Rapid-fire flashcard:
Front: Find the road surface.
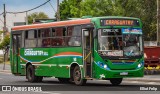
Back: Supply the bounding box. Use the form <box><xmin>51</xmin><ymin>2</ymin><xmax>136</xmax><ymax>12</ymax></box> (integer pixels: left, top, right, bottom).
<box><xmin>0</xmin><ymin>71</ymin><xmax>159</xmax><ymax>94</ymax></box>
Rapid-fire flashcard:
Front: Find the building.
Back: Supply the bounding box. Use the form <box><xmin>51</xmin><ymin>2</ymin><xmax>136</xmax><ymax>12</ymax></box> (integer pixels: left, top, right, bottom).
<box><xmin>0</xmin><ymin>13</ymin><xmax>26</xmax><ymax>55</ymax></box>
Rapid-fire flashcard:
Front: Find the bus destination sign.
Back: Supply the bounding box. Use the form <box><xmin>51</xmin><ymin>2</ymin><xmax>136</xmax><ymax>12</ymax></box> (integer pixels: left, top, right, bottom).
<box><xmin>101</xmin><ymin>19</ymin><xmax>139</xmax><ymax>26</ymax></box>
<box><xmin>122</xmin><ymin>28</ymin><xmax>142</xmax><ymax>34</ymax></box>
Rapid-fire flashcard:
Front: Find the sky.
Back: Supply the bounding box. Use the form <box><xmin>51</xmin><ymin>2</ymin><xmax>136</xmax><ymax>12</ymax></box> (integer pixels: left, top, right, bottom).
<box><xmin>0</xmin><ymin>0</ymin><xmax>63</xmax><ymax>30</ymax></box>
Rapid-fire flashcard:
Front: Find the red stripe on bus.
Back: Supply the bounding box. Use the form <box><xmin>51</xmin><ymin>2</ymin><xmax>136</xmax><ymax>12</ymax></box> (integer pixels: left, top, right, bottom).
<box><xmin>54</xmin><ymin>52</ymin><xmax>82</xmax><ymax>56</ymax></box>
<box><xmin>12</xmin><ymin>19</ymin><xmax>91</xmax><ymax>31</ymax></box>
<box><xmin>20</xmin><ymin>57</ymin><xmax>28</xmax><ymax>62</ymax></box>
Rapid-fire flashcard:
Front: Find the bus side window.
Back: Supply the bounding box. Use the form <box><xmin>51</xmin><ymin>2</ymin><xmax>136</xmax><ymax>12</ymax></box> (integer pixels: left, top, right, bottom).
<box><xmin>37</xmin><ymin>30</ymin><xmax>41</xmax><ymax>47</ymax></box>
<box><xmin>21</xmin><ymin>31</ymin><xmax>25</xmax><ymax>48</ymax></box>
<box><xmin>38</xmin><ymin>28</ymin><xmax>51</xmax><ymax>47</ymax></box>
<box><xmin>67</xmin><ymin>25</ymin><xmax>81</xmax><ymax>46</ymax></box>
<box><xmin>52</xmin><ymin>28</ymin><xmax>55</xmax><ymax>37</ymax></box>
<box><xmin>25</xmin><ymin>30</ymin><xmax>37</xmax><ymax>48</ymax></box>
<box><xmin>51</xmin><ymin>27</ymin><xmax>66</xmax><ymax>46</ymax></box>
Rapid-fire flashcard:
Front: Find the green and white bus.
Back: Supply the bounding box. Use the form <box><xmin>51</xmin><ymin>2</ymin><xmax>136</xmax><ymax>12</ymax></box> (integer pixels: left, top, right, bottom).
<box><xmin>10</xmin><ymin>16</ymin><xmax>144</xmax><ymax>85</ymax></box>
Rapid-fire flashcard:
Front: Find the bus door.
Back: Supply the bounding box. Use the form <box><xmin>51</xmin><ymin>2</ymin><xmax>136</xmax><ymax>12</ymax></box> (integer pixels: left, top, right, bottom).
<box><xmin>12</xmin><ymin>34</ymin><xmax>21</xmax><ymax>74</ymax></box>
<box><xmin>82</xmin><ymin>29</ymin><xmax>93</xmax><ymax>78</ymax></box>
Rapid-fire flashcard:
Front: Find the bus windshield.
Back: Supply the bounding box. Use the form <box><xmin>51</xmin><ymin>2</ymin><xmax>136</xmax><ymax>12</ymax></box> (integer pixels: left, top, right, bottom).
<box><xmin>98</xmin><ymin>28</ymin><xmax>143</xmax><ymax>57</ymax></box>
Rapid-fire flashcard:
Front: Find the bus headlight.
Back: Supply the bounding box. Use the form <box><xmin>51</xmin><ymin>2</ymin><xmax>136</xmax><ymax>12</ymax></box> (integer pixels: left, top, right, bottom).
<box><xmin>138</xmin><ymin>63</ymin><xmax>142</xmax><ymax>68</ymax></box>
<box><xmin>96</xmin><ymin>61</ymin><xmax>110</xmax><ymax>70</ymax></box>
<box><xmin>104</xmin><ymin>64</ymin><xmax>107</xmax><ymax>69</ymax></box>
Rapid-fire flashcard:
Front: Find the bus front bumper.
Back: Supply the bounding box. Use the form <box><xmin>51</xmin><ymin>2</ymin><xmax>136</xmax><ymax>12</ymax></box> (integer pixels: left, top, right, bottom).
<box><xmin>94</xmin><ymin>67</ymin><xmax>144</xmax><ymax>79</ymax></box>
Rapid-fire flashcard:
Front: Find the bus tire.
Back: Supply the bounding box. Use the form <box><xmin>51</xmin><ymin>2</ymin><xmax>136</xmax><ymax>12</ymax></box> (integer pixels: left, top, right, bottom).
<box><xmin>73</xmin><ymin>66</ymin><xmax>86</xmax><ymax>86</ymax></box>
<box><xmin>37</xmin><ymin>76</ymin><xmax>43</xmax><ymax>82</ymax></box>
<box><xmin>26</xmin><ymin>65</ymin><xmax>38</xmax><ymax>82</ymax></box>
<box><xmin>58</xmin><ymin>78</ymin><xmax>70</xmax><ymax>83</ymax></box>
<box><xmin>110</xmin><ymin>78</ymin><xmax>123</xmax><ymax>86</ymax></box>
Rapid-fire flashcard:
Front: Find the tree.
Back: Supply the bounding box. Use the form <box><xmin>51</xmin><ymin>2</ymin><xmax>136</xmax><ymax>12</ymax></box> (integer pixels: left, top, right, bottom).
<box><xmin>28</xmin><ymin>12</ymin><xmax>49</xmax><ymax>24</ymax></box>
<box><xmin>117</xmin><ymin>0</ymin><xmax>157</xmax><ymax>40</ymax></box>
<box><xmin>59</xmin><ymin>0</ymin><xmax>157</xmax><ymax>41</ymax></box>
<box><xmin>139</xmin><ymin>0</ymin><xmax>157</xmax><ymax>41</ymax></box>
<box><xmin>0</xmin><ymin>34</ymin><xmax>10</xmax><ymax>63</ymax></box>
<box><xmin>58</xmin><ymin>0</ymin><xmax>82</xmax><ymax>20</ymax></box>
<box><xmin>58</xmin><ymin>0</ymin><xmax>71</xmax><ymax>20</ymax></box>
<box><xmin>0</xmin><ymin>34</ymin><xmax>10</xmax><ymax>51</ymax></box>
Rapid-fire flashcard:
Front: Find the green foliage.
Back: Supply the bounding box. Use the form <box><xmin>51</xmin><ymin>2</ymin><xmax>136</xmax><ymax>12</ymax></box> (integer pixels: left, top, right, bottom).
<box><xmin>28</xmin><ymin>12</ymin><xmax>49</xmax><ymax>24</ymax></box>
<box><xmin>0</xmin><ymin>35</ymin><xmax>10</xmax><ymax>50</ymax></box>
<box><xmin>59</xmin><ymin>0</ymin><xmax>157</xmax><ymax>41</ymax></box>
<box><xmin>58</xmin><ymin>0</ymin><xmax>82</xmax><ymax>20</ymax></box>
<box><xmin>0</xmin><ymin>30</ymin><xmax>4</xmax><ymax>34</ymax></box>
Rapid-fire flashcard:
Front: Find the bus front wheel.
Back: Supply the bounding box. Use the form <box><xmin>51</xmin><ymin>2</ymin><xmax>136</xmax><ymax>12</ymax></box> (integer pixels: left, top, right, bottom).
<box><xmin>73</xmin><ymin>66</ymin><xmax>86</xmax><ymax>86</ymax></box>
<box><xmin>110</xmin><ymin>78</ymin><xmax>123</xmax><ymax>86</ymax></box>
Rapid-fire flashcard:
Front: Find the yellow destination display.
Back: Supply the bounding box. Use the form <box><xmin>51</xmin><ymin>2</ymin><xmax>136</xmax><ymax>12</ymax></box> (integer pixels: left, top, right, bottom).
<box><xmin>106</xmin><ymin>20</ymin><xmax>134</xmax><ymax>25</ymax></box>
<box><xmin>101</xmin><ymin>19</ymin><xmax>139</xmax><ymax>26</ymax></box>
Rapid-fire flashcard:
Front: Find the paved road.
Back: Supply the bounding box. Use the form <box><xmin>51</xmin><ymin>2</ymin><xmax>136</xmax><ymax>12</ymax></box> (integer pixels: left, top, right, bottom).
<box><xmin>0</xmin><ymin>72</ymin><xmax>160</xmax><ymax>94</ymax></box>
<box><xmin>0</xmin><ymin>64</ymin><xmax>160</xmax><ymax>94</ymax></box>
<box><xmin>0</xmin><ymin>71</ymin><xmax>160</xmax><ymax>85</ymax></box>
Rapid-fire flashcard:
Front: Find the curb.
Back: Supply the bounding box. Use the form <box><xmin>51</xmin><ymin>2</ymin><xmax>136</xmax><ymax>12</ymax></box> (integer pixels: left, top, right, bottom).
<box><xmin>124</xmin><ymin>78</ymin><xmax>160</xmax><ymax>82</ymax></box>
<box><xmin>0</xmin><ymin>70</ymin><xmax>11</xmax><ymax>73</ymax></box>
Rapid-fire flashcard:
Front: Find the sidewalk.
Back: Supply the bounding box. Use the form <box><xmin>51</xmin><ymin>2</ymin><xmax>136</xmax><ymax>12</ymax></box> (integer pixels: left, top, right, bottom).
<box><xmin>124</xmin><ymin>75</ymin><xmax>160</xmax><ymax>82</ymax></box>
<box><xmin>0</xmin><ymin>64</ymin><xmax>159</xmax><ymax>82</ymax></box>
<box><xmin>0</xmin><ymin>63</ymin><xmax>11</xmax><ymax>73</ymax></box>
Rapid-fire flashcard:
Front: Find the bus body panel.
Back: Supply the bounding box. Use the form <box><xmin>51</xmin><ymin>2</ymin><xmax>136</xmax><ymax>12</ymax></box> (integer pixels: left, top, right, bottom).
<box><xmin>10</xmin><ymin>16</ymin><xmax>144</xmax><ymax>82</ymax></box>
<box><xmin>93</xmin><ymin>63</ymin><xmax>144</xmax><ymax>79</ymax></box>
<box><xmin>10</xmin><ymin>34</ymin><xmax>22</xmax><ymax>75</ymax></box>
<box><xmin>92</xmin><ymin>50</ymin><xmax>144</xmax><ymax>79</ymax></box>
<box><xmin>19</xmin><ymin>47</ymin><xmax>83</xmax><ymax>78</ymax></box>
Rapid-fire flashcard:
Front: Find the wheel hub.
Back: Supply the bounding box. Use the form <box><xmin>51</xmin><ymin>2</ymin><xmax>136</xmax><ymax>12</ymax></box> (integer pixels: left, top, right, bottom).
<box><xmin>74</xmin><ymin>70</ymin><xmax>81</xmax><ymax>81</ymax></box>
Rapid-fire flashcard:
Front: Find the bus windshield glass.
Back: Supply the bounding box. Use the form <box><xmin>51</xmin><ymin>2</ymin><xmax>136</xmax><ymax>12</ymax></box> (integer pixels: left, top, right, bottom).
<box><xmin>98</xmin><ymin>28</ymin><xmax>143</xmax><ymax>57</ymax></box>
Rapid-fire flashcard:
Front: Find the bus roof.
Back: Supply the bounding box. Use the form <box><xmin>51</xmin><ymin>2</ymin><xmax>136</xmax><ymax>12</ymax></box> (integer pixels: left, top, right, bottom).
<box><xmin>12</xmin><ymin>16</ymin><xmax>141</xmax><ymax>31</ymax></box>
<box><xmin>12</xmin><ymin>18</ymin><xmax>91</xmax><ymax>31</ymax></box>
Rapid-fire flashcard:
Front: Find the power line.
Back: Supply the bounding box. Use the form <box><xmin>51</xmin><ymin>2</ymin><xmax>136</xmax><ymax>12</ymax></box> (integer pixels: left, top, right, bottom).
<box><xmin>0</xmin><ymin>12</ymin><xmax>3</xmax><ymax>16</ymax></box>
<box><xmin>48</xmin><ymin>0</ymin><xmax>56</xmax><ymax>12</ymax></box>
<box><xmin>7</xmin><ymin>0</ymin><xmax>51</xmax><ymax>14</ymax></box>
<box><xmin>0</xmin><ymin>0</ymin><xmax>53</xmax><ymax>30</ymax></box>
<box><xmin>0</xmin><ymin>18</ymin><xmax>3</xmax><ymax>23</ymax></box>
<box><xmin>0</xmin><ymin>18</ymin><xmax>11</xmax><ymax>28</ymax></box>
<box><xmin>57</xmin><ymin>0</ymin><xmax>60</xmax><ymax>21</ymax></box>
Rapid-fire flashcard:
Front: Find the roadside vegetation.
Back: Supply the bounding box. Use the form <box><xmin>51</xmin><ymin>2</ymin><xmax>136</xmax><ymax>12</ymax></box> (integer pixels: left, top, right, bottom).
<box><xmin>0</xmin><ymin>33</ymin><xmax>10</xmax><ymax>64</ymax></box>
<box><xmin>59</xmin><ymin>0</ymin><xmax>156</xmax><ymax>41</ymax></box>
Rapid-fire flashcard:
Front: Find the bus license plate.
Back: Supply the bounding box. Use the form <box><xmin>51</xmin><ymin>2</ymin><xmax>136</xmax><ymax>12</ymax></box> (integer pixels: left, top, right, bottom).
<box><xmin>120</xmin><ymin>72</ymin><xmax>128</xmax><ymax>75</ymax></box>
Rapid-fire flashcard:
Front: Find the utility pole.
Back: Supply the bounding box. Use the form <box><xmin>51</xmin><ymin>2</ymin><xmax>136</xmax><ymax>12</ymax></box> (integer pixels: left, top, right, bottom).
<box><xmin>57</xmin><ymin>0</ymin><xmax>60</xmax><ymax>21</ymax></box>
<box><xmin>26</xmin><ymin>12</ymin><xmax>28</xmax><ymax>25</ymax></box>
<box><xmin>3</xmin><ymin>4</ymin><xmax>6</xmax><ymax>70</ymax></box>
<box><xmin>3</xmin><ymin>4</ymin><xmax>6</xmax><ymax>35</ymax></box>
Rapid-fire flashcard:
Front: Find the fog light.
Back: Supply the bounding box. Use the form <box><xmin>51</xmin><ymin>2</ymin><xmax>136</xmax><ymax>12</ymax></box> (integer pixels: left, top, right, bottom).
<box><xmin>104</xmin><ymin>65</ymin><xmax>107</xmax><ymax>68</ymax></box>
